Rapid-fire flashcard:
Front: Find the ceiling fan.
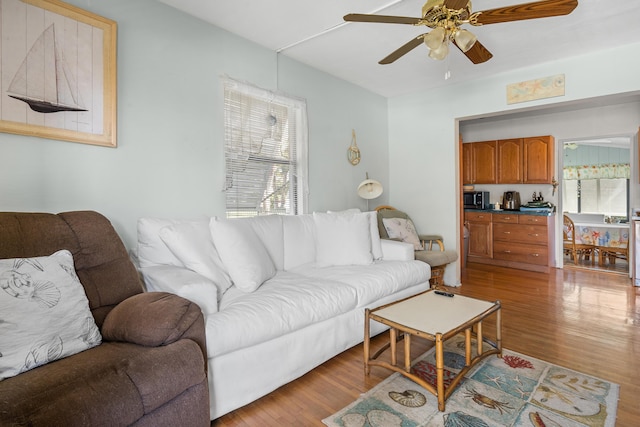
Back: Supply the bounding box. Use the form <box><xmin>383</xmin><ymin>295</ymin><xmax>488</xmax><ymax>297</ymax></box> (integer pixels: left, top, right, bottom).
<box><xmin>344</xmin><ymin>0</ymin><xmax>578</xmax><ymax>64</ymax></box>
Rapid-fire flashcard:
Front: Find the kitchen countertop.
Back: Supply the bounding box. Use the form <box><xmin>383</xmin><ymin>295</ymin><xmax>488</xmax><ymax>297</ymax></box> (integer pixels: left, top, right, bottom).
<box><xmin>464</xmin><ymin>209</ymin><xmax>555</xmax><ymax>217</ymax></box>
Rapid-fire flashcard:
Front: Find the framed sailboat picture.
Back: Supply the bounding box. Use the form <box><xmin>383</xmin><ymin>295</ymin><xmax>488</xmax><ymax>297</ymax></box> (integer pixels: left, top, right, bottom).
<box><xmin>0</xmin><ymin>0</ymin><xmax>117</xmax><ymax>147</ymax></box>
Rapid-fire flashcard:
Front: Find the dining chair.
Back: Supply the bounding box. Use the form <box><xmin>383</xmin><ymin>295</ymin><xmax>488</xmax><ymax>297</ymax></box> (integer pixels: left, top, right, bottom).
<box><xmin>563</xmin><ymin>214</ymin><xmax>596</xmax><ymax>265</ymax></box>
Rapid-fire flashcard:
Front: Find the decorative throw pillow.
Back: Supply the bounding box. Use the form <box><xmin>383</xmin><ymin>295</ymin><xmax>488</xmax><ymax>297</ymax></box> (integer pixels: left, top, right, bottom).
<box><xmin>159</xmin><ymin>220</ymin><xmax>233</xmax><ymax>299</ymax></box>
<box><xmin>382</xmin><ymin>217</ymin><xmax>424</xmax><ymax>250</ymax></box>
<box><xmin>314</xmin><ymin>212</ymin><xmax>373</xmax><ymax>266</ymax></box>
<box><xmin>209</xmin><ymin>217</ymin><xmax>276</xmax><ymax>293</ymax></box>
<box><xmin>0</xmin><ymin>250</ymin><xmax>102</xmax><ymax>380</ymax></box>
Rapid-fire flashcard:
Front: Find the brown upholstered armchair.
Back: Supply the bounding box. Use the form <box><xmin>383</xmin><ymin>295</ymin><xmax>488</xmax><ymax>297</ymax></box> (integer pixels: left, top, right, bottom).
<box><xmin>0</xmin><ymin>211</ymin><xmax>209</xmax><ymax>426</ymax></box>
<box><xmin>376</xmin><ymin>206</ymin><xmax>458</xmax><ymax>288</ymax></box>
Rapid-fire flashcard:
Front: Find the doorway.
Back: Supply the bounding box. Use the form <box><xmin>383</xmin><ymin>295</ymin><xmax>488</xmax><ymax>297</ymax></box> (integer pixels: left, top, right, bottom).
<box><xmin>558</xmin><ymin>135</ymin><xmax>633</xmax><ymax>274</ymax></box>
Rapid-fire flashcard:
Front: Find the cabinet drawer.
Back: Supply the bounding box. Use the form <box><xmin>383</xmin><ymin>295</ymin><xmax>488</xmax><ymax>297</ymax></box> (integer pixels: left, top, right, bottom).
<box><xmin>493</xmin><ymin>241</ymin><xmax>548</xmax><ymax>265</ymax></box>
<box><xmin>518</xmin><ymin>215</ymin><xmax>549</xmax><ymax>225</ymax></box>
<box><xmin>465</xmin><ymin>212</ymin><xmax>491</xmax><ymax>222</ymax></box>
<box><xmin>493</xmin><ymin>223</ymin><xmax>548</xmax><ymax>244</ymax></box>
<box><xmin>492</xmin><ymin>213</ymin><xmax>518</xmax><ymax>223</ymax></box>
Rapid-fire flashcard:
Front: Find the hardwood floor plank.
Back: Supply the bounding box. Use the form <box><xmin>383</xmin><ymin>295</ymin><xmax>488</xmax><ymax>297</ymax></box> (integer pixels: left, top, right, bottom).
<box><xmin>213</xmin><ymin>264</ymin><xmax>640</xmax><ymax>426</ymax></box>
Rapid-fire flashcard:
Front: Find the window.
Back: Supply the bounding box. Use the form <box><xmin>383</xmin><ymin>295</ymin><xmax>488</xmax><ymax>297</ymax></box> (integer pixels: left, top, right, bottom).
<box><xmin>562</xmin><ymin>178</ymin><xmax>628</xmax><ymax>217</ymax></box>
<box><xmin>222</xmin><ymin>78</ymin><xmax>308</xmax><ymax>218</ymax></box>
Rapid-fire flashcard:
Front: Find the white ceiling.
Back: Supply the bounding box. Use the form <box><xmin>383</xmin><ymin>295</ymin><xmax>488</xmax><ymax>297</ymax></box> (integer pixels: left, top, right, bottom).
<box><xmin>156</xmin><ymin>0</ymin><xmax>640</xmax><ymax>98</ymax></box>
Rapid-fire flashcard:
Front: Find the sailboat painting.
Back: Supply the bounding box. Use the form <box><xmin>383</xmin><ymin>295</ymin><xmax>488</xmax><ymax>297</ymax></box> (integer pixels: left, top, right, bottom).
<box><xmin>0</xmin><ymin>0</ymin><xmax>117</xmax><ymax>147</ymax></box>
<box><xmin>8</xmin><ymin>23</ymin><xmax>88</xmax><ymax>114</ymax></box>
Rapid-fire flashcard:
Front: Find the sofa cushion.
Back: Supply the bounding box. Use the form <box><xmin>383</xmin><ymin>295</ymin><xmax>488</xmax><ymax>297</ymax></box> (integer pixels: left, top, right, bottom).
<box><xmin>159</xmin><ymin>219</ymin><xmax>233</xmax><ymax>297</ymax></box>
<box><xmin>0</xmin><ymin>340</ymin><xmax>205</xmax><ymax>426</ymax></box>
<box><xmin>0</xmin><ymin>250</ymin><xmax>102</xmax><ymax>380</ymax></box>
<box><xmin>293</xmin><ymin>260</ymin><xmax>430</xmax><ymax>307</ymax></box>
<box><xmin>208</xmin><ymin>271</ymin><xmax>358</xmax><ymax>357</ymax></box>
<box><xmin>209</xmin><ymin>217</ymin><xmax>276</xmax><ymax>293</ymax></box>
<box><xmin>242</xmin><ymin>215</ymin><xmax>285</xmax><ymax>271</ymax></box>
<box><xmin>282</xmin><ymin>214</ymin><xmax>316</xmax><ymax>270</ymax></box>
<box><xmin>137</xmin><ymin>217</ymin><xmax>198</xmax><ymax>268</ymax></box>
<box><xmin>313</xmin><ymin>212</ymin><xmax>373</xmax><ymax>267</ymax></box>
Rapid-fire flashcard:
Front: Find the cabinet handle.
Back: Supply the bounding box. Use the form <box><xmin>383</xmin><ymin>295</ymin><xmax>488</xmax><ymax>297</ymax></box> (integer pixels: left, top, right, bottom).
<box><xmin>503</xmin><ymin>250</ymin><xmax>511</xmax><ymax>253</ymax></box>
<box><xmin>528</xmin><ymin>233</ymin><xmax>540</xmax><ymax>237</ymax></box>
<box><xmin>502</xmin><ymin>231</ymin><xmax>511</xmax><ymax>234</ymax></box>
<box><xmin>531</xmin><ymin>253</ymin><xmax>540</xmax><ymax>257</ymax></box>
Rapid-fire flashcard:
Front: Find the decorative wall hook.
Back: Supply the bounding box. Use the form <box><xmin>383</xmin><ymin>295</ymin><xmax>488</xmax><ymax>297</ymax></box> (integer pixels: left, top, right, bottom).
<box><xmin>347</xmin><ymin>129</ymin><xmax>361</xmax><ymax>165</ymax></box>
<box><xmin>551</xmin><ymin>177</ymin><xmax>558</xmax><ymax>196</ymax></box>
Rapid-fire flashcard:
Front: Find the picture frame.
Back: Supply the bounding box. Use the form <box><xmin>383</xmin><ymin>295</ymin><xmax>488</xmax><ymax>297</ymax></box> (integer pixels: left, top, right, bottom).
<box><xmin>0</xmin><ymin>0</ymin><xmax>117</xmax><ymax>147</ymax></box>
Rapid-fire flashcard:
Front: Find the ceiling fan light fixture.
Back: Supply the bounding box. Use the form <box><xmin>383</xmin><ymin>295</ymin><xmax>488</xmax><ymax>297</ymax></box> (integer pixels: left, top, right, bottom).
<box><xmin>454</xmin><ymin>28</ymin><xmax>477</xmax><ymax>52</ymax></box>
<box><xmin>423</xmin><ymin>27</ymin><xmax>446</xmax><ymax>50</ymax></box>
<box><xmin>428</xmin><ymin>40</ymin><xmax>449</xmax><ymax>60</ymax></box>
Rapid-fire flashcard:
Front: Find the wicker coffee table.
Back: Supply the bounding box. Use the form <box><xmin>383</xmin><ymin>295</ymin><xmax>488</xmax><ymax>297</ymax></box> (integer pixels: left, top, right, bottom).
<box><xmin>364</xmin><ymin>290</ymin><xmax>501</xmax><ymax>411</ymax></box>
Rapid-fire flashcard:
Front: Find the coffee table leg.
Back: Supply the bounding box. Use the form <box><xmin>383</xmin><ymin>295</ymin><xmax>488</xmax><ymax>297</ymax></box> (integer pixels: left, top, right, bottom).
<box><xmin>364</xmin><ymin>308</ymin><xmax>370</xmax><ymax>375</ymax></box>
<box><xmin>435</xmin><ymin>333</ymin><xmax>445</xmax><ymax>411</ymax></box>
<box><xmin>390</xmin><ymin>328</ymin><xmax>397</xmax><ymax>366</ymax></box>
<box><xmin>496</xmin><ymin>306</ymin><xmax>502</xmax><ymax>357</ymax></box>
<box><xmin>465</xmin><ymin>328</ymin><xmax>471</xmax><ymax>365</ymax></box>
<box><xmin>404</xmin><ymin>333</ymin><xmax>411</xmax><ymax>372</ymax></box>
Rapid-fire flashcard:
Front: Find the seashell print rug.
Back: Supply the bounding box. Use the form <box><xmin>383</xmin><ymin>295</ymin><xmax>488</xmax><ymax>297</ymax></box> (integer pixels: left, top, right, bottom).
<box><xmin>323</xmin><ymin>335</ymin><xmax>618</xmax><ymax>427</ymax></box>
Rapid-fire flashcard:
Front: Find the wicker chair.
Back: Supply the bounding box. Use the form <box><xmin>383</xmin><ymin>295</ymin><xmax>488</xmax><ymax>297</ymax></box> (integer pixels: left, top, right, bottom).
<box><xmin>563</xmin><ymin>214</ymin><xmax>596</xmax><ymax>265</ymax></box>
<box><xmin>375</xmin><ymin>206</ymin><xmax>458</xmax><ymax>288</ymax></box>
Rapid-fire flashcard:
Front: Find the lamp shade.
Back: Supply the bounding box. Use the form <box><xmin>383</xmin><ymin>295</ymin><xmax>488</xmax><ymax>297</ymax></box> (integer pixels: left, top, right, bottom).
<box><xmin>357</xmin><ymin>178</ymin><xmax>383</xmax><ymax>200</ymax></box>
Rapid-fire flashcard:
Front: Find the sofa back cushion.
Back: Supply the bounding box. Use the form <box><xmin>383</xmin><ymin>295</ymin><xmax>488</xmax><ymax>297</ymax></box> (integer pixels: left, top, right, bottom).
<box><xmin>0</xmin><ymin>211</ymin><xmax>143</xmax><ymax>326</ymax></box>
<box><xmin>282</xmin><ymin>214</ymin><xmax>316</xmax><ymax>270</ymax></box>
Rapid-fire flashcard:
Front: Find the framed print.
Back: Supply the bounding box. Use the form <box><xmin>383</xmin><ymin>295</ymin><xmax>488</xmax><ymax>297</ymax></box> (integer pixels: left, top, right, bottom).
<box><xmin>0</xmin><ymin>0</ymin><xmax>117</xmax><ymax>147</ymax></box>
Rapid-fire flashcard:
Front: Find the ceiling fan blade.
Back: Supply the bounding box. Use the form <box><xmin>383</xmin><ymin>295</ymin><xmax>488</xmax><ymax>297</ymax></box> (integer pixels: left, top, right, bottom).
<box><xmin>379</xmin><ymin>35</ymin><xmax>425</xmax><ymax>64</ymax></box>
<box><xmin>455</xmin><ymin>40</ymin><xmax>493</xmax><ymax>64</ymax></box>
<box><xmin>344</xmin><ymin>13</ymin><xmax>421</xmax><ymax>25</ymax></box>
<box><xmin>475</xmin><ymin>0</ymin><xmax>578</xmax><ymax>25</ymax></box>
<box><xmin>443</xmin><ymin>0</ymin><xmax>470</xmax><ymax>10</ymax></box>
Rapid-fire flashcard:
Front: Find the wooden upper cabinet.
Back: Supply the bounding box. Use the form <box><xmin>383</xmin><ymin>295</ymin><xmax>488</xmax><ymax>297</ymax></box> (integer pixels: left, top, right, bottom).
<box><xmin>472</xmin><ymin>141</ymin><xmax>497</xmax><ymax>184</ymax></box>
<box><xmin>523</xmin><ymin>136</ymin><xmax>554</xmax><ymax>183</ymax></box>
<box><xmin>462</xmin><ymin>143</ymin><xmax>473</xmax><ymax>184</ymax></box>
<box><xmin>497</xmin><ymin>139</ymin><xmax>523</xmax><ymax>183</ymax></box>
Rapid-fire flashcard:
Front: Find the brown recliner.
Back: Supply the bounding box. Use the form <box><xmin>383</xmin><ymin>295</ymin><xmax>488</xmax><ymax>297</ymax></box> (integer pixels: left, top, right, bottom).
<box><xmin>0</xmin><ymin>211</ymin><xmax>209</xmax><ymax>427</ymax></box>
<box><xmin>376</xmin><ymin>206</ymin><xmax>458</xmax><ymax>288</ymax></box>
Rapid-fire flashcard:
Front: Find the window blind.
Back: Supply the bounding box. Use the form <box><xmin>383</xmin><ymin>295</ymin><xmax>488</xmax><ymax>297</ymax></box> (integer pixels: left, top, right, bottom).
<box><xmin>223</xmin><ymin>78</ymin><xmax>308</xmax><ymax>218</ymax></box>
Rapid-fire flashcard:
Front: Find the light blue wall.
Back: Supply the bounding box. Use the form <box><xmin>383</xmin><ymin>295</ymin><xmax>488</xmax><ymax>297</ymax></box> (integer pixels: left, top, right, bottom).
<box><xmin>388</xmin><ymin>43</ymin><xmax>640</xmax><ymax>284</ymax></box>
<box><xmin>0</xmin><ymin>0</ymin><xmax>389</xmax><ymax>248</ymax></box>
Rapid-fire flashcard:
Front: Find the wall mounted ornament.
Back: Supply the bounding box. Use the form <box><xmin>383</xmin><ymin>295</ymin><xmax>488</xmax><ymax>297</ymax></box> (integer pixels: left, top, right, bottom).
<box><xmin>506</xmin><ymin>74</ymin><xmax>565</xmax><ymax>105</ymax></box>
<box><xmin>347</xmin><ymin>129</ymin><xmax>361</xmax><ymax>165</ymax></box>
<box><xmin>0</xmin><ymin>0</ymin><xmax>117</xmax><ymax>147</ymax></box>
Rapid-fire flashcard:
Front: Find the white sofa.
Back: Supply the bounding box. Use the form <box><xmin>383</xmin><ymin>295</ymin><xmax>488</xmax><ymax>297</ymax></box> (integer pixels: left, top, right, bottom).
<box><xmin>135</xmin><ymin>211</ymin><xmax>431</xmax><ymax>420</ymax></box>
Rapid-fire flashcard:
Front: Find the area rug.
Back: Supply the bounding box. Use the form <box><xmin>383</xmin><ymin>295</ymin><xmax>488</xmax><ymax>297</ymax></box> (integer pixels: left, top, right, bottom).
<box><xmin>323</xmin><ymin>335</ymin><xmax>618</xmax><ymax>427</ymax></box>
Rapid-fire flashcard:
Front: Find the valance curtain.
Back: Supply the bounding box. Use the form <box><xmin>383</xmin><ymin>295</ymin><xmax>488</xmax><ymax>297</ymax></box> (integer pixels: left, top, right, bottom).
<box><xmin>563</xmin><ymin>163</ymin><xmax>630</xmax><ymax>180</ymax></box>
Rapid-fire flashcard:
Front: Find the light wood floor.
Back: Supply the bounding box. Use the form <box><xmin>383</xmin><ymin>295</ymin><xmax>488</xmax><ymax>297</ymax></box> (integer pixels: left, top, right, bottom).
<box><xmin>213</xmin><ymin>264</ymin><xmax>640</xmax><ymax>426</ymax></box>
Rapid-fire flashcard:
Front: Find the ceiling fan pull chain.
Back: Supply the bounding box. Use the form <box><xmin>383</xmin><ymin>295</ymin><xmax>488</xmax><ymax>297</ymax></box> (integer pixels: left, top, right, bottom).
<box><xmin>444</xmin><ymin>54</ymin><xmax>451</xmax><ymax>80</ymax></box>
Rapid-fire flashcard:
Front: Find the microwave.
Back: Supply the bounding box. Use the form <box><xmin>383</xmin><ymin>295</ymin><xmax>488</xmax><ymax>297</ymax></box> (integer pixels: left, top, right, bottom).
<box><xmin>464</xmin><ymin>191</ymin><xmax>490</xmax><ymax>210</ymax></box>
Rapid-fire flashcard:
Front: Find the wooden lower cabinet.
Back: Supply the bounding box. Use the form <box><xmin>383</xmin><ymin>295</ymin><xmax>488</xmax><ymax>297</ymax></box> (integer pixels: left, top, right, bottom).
<box><xmin>465</xmin><ymin>212</ymin><xmax>492</xmax><ymax>258</ymax></box>
<box><xmin>465</xmin><ymin>212</ymin><xmax>555</xmax><ymax>273</ymax></box>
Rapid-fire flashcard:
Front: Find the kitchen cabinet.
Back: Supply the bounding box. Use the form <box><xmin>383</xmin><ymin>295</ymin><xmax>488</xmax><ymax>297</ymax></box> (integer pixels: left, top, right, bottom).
<box><xmin>465</xmin><ymin>212</ymin><xmax>555</xmax><ymax>273</ymax></box>
<box><xmin>523</xmin><ymin>136</ymin><xmax>555</xmax><ymax>183</ymax></box>
<box><xmin>463</xmin><ymin>135</ymin><xmax>554</xmax><ymax>184</ymax></box>
<box><xmin>497</xmin><ymin>139</ymin><xmax>523</xmax><ymax>183</ymax></box>
<box><xmin>463</xmin><ymin>141</ymin><xmax>497</xmax><ymax>184</ymax></box>
<box><xmin>465</xmin><ymin>211</ymin><xmax>492</xmax><ymax>258</ymax></box>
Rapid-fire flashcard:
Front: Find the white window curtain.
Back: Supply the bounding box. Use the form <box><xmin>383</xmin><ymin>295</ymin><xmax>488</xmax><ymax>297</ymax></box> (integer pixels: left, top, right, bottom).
<box><xmin>222</xmin><ymin>77</ymin><xmax>308</xmax><ymax>218</ymax></box>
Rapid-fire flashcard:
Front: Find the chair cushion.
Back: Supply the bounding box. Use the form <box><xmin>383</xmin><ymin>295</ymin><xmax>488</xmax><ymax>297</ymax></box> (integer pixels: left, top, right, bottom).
<box><xmin>0</xmin><ymin>340</ymin><xmax>205</xmax><ymax>426</ymax></box>
<box><xmin>414</xmin><ymin>249</ymin><xmax>458</xmax><ymax>267</ymax></box>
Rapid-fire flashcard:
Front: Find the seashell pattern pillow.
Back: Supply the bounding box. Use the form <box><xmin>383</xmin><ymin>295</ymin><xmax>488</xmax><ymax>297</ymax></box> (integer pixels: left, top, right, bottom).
<box><xmin>382</xmin><ymin>217</ymin><xmax>424</xmax><ymax>251</ymax></box>
<box><xmin>0</xmin><ymin>250</ymin><xmax>102</xmax><ymax>380</ymax></box>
